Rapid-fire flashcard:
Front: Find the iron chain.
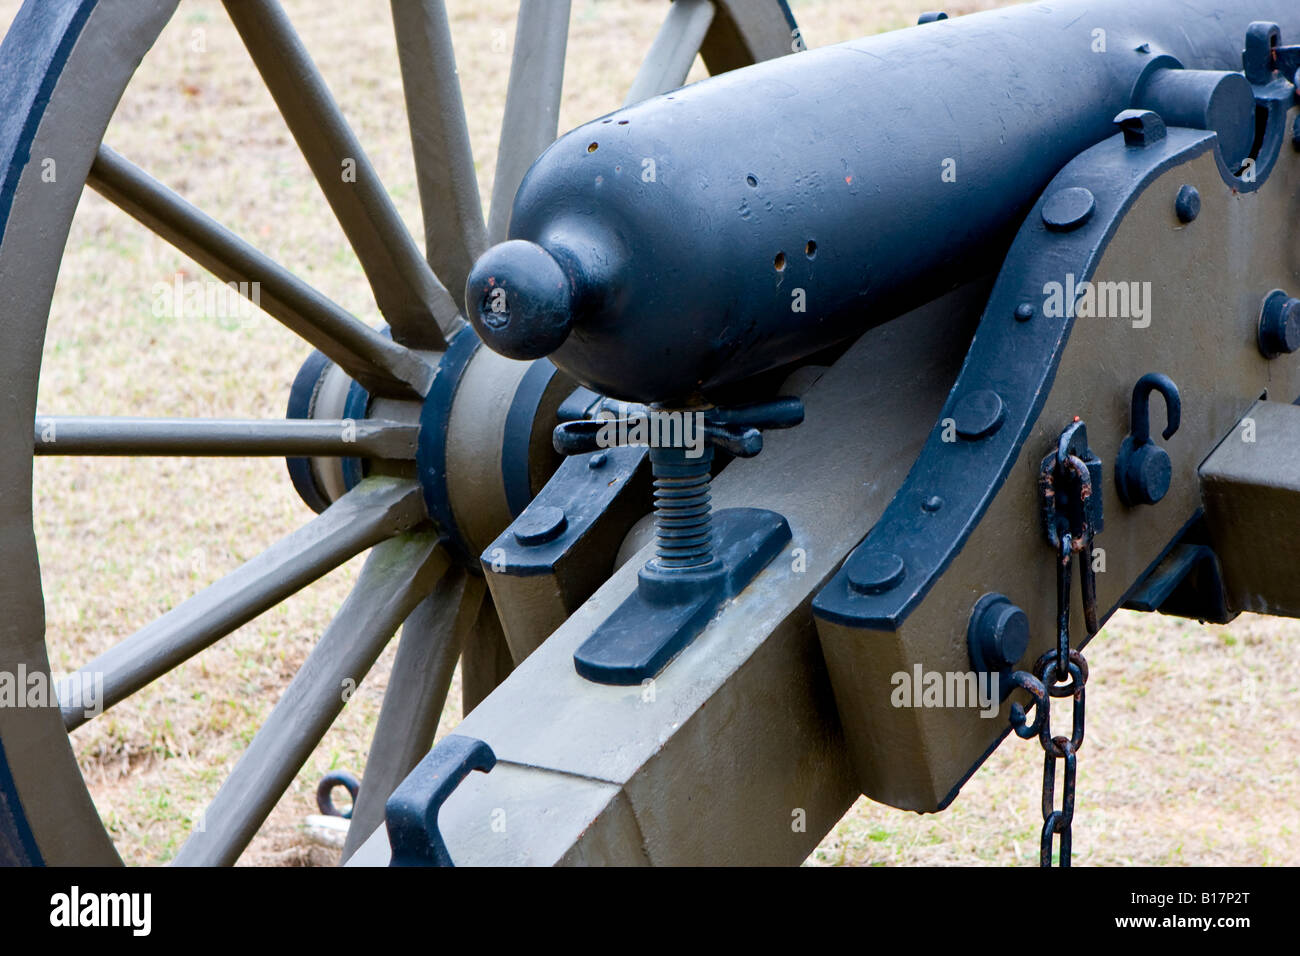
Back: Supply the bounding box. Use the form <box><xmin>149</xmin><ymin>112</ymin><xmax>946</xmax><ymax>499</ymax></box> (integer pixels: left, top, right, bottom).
<box><xmin>1014</xmin><ymin>427</ymin><xmax>1098</xmax><ymax>867</ymax></box>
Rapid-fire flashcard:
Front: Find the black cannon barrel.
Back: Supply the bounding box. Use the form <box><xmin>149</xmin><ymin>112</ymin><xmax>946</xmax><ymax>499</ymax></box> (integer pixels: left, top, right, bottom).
<box><xmin>466</xmin><ymin>0</ymin><xmax>1299</xmax><ymax>404</ymax></box>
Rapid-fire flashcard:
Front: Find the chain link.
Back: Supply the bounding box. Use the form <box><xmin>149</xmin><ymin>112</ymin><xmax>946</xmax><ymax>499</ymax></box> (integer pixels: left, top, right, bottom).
<box><xmin>1015</xmin><ymin>428</ymin><xmax>1098</xmax><ymax>867</ymax></box>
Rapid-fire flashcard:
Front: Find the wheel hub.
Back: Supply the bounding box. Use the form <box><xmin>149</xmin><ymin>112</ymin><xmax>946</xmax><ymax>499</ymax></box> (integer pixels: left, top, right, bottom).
<box><xmin>286</xmin><ymin>328</ymin><xmax>566</xmax><ymax>566</ymax></box>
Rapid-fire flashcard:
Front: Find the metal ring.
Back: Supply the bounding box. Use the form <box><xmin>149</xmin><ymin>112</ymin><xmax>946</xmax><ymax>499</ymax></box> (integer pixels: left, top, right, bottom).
<box><xmin>1034</xmin><ymin>648</ymin><xmax>1088</xmax><ymax>696</ymax></box>
<box><xmin>316</xmin><ymin>771</ymin><xmax>360</xmax><ymax>819</ymax></box>
<box><xmin>1030</xmin><ymin>655</ymin><xmax>1087</xmax><ymax>753</ymax></box>
<box><xmin>1046</xmin><ymin>733</ymin><xmax>1076</xmax><ymax>759</ymax></box>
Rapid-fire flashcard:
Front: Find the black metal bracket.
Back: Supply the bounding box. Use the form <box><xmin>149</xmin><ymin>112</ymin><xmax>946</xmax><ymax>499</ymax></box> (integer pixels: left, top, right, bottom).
<box><xmin>1039</xmin><ymin>419</ymin><xmax>1104</xmax><ymax>541</ymax></box>
<box><xmin>814</xmin><ymin>122</ymin><xmax>1219</xmax><ymax>633</ymax></box>
<box><xmin>574</xmin><ymin>508</ymin><xmax>791</xmax><ymax>685</ymax></box>
<box><xmin>1123</xmin><ymin>537</ymin><xmax>1233</xmax><ymax>625</ymax></box>
<box><xmin>483</xmin><ymin>443</ymin><xmax>649</xmax><ymax>577</ymax></box>
<box><xmin>385</xmin><ymin>734</ymin><xmax>496</xmax><ymax>867</ymax></box>
<box><xmin>1236</xmin><ymin>23</ymin><xmax>1300</xmax><ymax>188</ymax></box>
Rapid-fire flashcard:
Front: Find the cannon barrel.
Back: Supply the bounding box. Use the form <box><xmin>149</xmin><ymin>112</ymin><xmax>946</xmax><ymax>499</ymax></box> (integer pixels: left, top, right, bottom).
<box><xmin>466</xmin><ymin>0</ymin><xmax>1298</xmax><ymax>404</ymax></box>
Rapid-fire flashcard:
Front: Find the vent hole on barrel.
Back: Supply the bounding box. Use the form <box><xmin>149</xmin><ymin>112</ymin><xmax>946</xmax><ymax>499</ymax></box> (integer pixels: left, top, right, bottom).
<box><xmin>587</xmin><ymin>142</ymin><xmax>599</xmax><ymax>153</ymax></box>
<box><xmin>746</xmin><ymin>174</ymin><xmax>758</xmax><ymax>187</ymax></box>
<box><xmin>805</xmin><ymin>240</ymin><xmax>817</xmax><ymax>259</ymax></box>
<box><xmin>618</xmin><ymin>119</ymin><xmax>629</xmax><ymax>125</ymax></box>
<box><xmin>774</xmin><ymin>252</ymin><xmax>786</xmax><ymax>272</ymax></box>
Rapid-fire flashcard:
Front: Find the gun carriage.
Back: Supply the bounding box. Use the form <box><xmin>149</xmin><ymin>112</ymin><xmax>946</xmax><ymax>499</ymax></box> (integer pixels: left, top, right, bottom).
<box><xmin>1</xmin><ymin>0</ymin><xmax>1298</xmax><ymax>866</ymax></box>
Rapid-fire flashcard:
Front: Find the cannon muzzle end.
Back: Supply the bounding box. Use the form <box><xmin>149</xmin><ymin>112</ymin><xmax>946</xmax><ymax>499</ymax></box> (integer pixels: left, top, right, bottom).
<box><xmin>465</xmin><ymin>239</ymin><xmax>574</xmax><ymax>361</ymax></box>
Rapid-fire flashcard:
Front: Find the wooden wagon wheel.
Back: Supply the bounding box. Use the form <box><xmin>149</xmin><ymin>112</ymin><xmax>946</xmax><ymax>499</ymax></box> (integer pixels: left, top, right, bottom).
<box><xmin>0</xmin><ymin>0</ymin><xmax>802</xmax><ymax>866</ymax></box>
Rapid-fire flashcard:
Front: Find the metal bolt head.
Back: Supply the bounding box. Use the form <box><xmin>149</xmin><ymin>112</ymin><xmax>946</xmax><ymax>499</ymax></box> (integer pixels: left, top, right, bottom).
<box><xmin>1122</xmin><ymin>443</ymin><xmax>1172</xmax><ymax>506</ymax></box>
<box><xmin>984</xmin><ymin>603</ymin><xmax>1029</xmax><ymax>669</ymax></box>
<box><xmin>952</xmin><ymin>389</ymin><xmax>1005</xmax><ymax>440</ymax></box>
<box><xmin>847</xmin><ymin>550</ymin><xmax>905</xmax><ymax>596</ymax></box>
<box><xmin>1258</xmin><ymin>290</ymin><xmax>1300</xmax><ymax>359</ymax></box>
<box><xmin>1042</xmin><ymin>187</ymin><xmax>1096</xmax><ymax>232</ymax></box>
<box><xmin>968</xmin><ymin>594</ymin><xmax>1030</xmax><ymax>673</ymax></box>
<box><xmin>512</xmin><ymin>505</ymin><xmax>568</xmax><ymax>546</ymax></box>
<box><xmin>1175</xmin><ymin>184</ymin><xmax>1201</xmax><ymax>224</ymax></box>
<box><xmin>1014</xmin><ymin>303</ymin><xmax>1035</xmax><ymax>323</ymax></box>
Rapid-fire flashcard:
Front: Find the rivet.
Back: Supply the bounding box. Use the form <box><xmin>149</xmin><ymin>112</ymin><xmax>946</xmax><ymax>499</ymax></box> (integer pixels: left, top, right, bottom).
<box><xmin>952</xmin><ymin>389</ymin><xmax>1006</xmax><ymax>440</ymax></box>
<box><xmin>589</xmin><ymin>452</ymin><xmax>608</xmax><ymax>469</ymax></box>
<box><xmin>1014</xmin><ymin>303</ymin><xmax>1035</xmax><ymax>322</ymax></box>
<box><xmin>847</xmin><ymin>550</ymin><xmax>906</xmax><ymax>595</ymax></box>
<box><xmin>1175</xmin><ymin>184</ymin><xmax>1201</xmax><ymax>224</ymax></box>
<box><xmin>1042</xmin><ymin>187</ymin><xmax>1096</xmax><ymax>232</ymax></box>
<box><xmin>1259</xmin><ymin>290</ymin><xmax>1300</xmax><ymax>358</ymax></box>
<box><xmin>922</xmin><ymin>495</ymin><xmax>944</xmax><ymax>513</ymax></box>
<box><xmin>513</xmin><ymin>505</ymin><xmax>568</xmax><ymax>546</ymax></box>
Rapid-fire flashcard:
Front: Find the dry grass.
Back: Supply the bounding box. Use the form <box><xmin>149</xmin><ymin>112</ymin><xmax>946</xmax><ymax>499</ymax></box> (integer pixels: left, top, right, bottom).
<box><xmin>2</xmin><ymin>0</ymin><xmax>1294</xmax><ymax>866</ymax></box>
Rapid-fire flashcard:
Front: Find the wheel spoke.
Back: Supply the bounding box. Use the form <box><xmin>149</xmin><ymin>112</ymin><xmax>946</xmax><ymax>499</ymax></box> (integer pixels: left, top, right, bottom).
<box><xmin>698</xmin><ymin>0</ymin><xmax>802</xmax><ymax>74</ymax></box>
<box><xmin>34</xmin><ymin>416</ymin><xmax>418</xmax><ymax>458</ymax></box>
<box><xmin>222</xmin><ymin>0</ymin><xmax>462</xmax><ymax>348</ymax></box>
<box><xmin>58</xmin><ymin>477</ymin><xmax>427</xmax><ymax>730</ymax></box>
<box><xmin>625</xmin><ymin>0</ymin><xmax>716</xmax><ymax>105</ymax></box>
<box><xmin>391</xmin><ymin>0</ymin><xmax>488</xmax><ymax>311</ymax></box>
<box><xmin>486</xmin><ymin>0</ymin><xmax>572</xmax><ymax>243</ymax></box>
<box><xmin>340</xmin><ymin>566</ymin><xmax>486</xmax><ymax>861</ymax></box>
<box><xmin>89</xmin><ymin>146</ymin><xmax>434</xmax><ymax>400</ymax></box>
<box><xmin>172</xmin><ymin>534</ymin><xmax>449</xmax><ymax>867</ymax></box>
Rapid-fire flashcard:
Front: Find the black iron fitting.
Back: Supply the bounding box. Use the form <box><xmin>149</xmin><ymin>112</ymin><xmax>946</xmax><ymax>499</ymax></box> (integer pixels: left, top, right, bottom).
<box><xmin>1014</xmin><ymin>418</ymin><xmax>1102</xmax><ymax>866</ymax></box>
<box><xmin>553</xmin><ymin>396</ymin><xmax>805</xmax><ymax>581</ymax></box>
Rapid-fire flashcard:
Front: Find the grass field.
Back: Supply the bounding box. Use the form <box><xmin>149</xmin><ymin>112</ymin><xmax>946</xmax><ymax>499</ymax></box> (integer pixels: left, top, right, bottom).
<box><xmin>4</xmin><ymin>0</ymin><xmax>1296</xmax><ymax>866</ymax></box>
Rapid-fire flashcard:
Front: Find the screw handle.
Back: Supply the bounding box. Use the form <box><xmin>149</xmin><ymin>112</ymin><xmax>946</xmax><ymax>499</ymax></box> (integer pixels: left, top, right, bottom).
<box><xmin>705</xmin><ymin>397</ymin><xmax>805</xmax><ymax>432</ymax></box>
<box><xmin>552</xmin><ymin>418</ymin><xmax>609</xmax><ymax>455</ymax></box>
<box><xmin>553</xmin><ymin>396</ymin><xmax>805</xmax><ymax>458</ymax></box>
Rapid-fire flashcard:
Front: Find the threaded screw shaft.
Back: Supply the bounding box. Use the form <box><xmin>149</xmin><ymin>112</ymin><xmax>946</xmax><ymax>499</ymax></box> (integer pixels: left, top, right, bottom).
<box><xmin>649</xmin><ymin>445</ymin><xmax>714</xmax><ymax>570</ymax></box>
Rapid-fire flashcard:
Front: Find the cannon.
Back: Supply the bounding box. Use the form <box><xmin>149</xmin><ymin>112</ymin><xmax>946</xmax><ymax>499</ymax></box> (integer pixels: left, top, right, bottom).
<box><xmin>0</xmin><ymin>0</ymin><xmax>1298</xmax><ymax>869</ymax></box>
